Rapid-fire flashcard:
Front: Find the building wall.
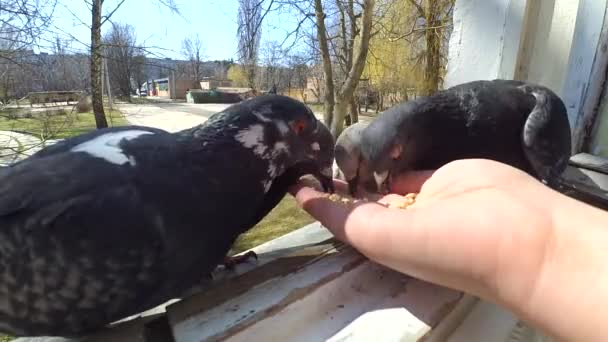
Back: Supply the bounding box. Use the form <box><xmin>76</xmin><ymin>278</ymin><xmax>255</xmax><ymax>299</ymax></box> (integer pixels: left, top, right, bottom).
<box><xmin>522</xmin><ymin>0</ymin><xmax>579</xmax><ymax>93</ymax></box>
<box><xmin>174</xmin><ymin>79</ymin><xmax>200</xmax><ymax>99</ymax></box>
<box><xmin>444</xmin><ymin>0</ymin><xmax>528</xmax><ymax>87</ymax></box>
<box><xmin>445</xmin><ymin>0</ymin><xmax>580</xmax><ymax>94</ymax></box>
<box><xmin>446</xmin><ymin>0</ymin><xmax>607</xmax><ymax>132</ymax></box>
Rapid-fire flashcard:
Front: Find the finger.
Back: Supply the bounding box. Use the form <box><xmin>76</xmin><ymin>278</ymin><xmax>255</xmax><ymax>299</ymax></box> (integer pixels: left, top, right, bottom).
<box><xmin>290</xmin><ymin>185</ymin><xmax>387</xmax><ymax>242</ymax></box>
<box><xmin>289</xmin><ymin>178</ymin><xmax>351</xmax><ymax>196</ymax></box>
<box><xmin>389</xmin><ymin>170</ymin><xmax>435</xmax><ymax>194</ymax></box>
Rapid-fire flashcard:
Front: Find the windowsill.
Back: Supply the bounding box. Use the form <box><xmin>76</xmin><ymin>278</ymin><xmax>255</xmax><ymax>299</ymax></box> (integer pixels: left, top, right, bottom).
<box><xmin>13</xmin><ymin>224</ymin><xmax>555</xmax><ymax>342</ymax></box>
<box><xmin>16</xmin><ymin>223</ymin><xmax>481</xmax><ymax>342</ymax></box>
<box><xmin>556</xmin><ymin>153</ymin><xmax>608</xmax><ymax>209</ymax></box>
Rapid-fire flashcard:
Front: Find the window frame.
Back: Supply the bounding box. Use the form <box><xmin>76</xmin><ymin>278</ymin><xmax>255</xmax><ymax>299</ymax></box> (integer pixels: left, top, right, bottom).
<box><xmin>568</xmin><ymin>0</ymin><xmax>608</xmax><ymax>157</ymax></box>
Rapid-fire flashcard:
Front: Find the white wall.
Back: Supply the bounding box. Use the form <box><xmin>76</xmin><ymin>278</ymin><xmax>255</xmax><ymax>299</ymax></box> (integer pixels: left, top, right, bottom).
<box><xmin>445</xmin><ymin>0</ymin><xmax>580</xmax><ymax>94</ymax></box>
<box><xmin>561</xmin><ymin>0</ymin><xmax>608</xmax><ymax>129</ymax></box>
<box><xmin>524</xmin><ymin>0</ymin><xmax>579</xmax><ymax>95</ymax></box>
<box><xmin>444</xmin><ymin>0</ymin><xmax>528</xmax><ymax>88</ymax></box>
<box><xmin>445</xmin><ymin>0</ymin><xmax>608</xmax><ymax>131</ymax></box>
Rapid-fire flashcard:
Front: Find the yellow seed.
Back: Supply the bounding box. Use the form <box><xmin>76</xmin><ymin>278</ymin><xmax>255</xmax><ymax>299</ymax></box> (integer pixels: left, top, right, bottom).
<box><xmin>387</xmin><ymin>193</ymin><xmax>419</xmax><ymax>210</ymax></box>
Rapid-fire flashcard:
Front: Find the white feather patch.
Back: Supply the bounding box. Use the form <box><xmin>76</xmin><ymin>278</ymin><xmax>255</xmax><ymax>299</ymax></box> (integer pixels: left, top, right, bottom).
<box><xmin>71</xmin><ymin>130</ymin><xmax>154</xmax><ymax>166</ymax></box>
<box><xmin>235</xmin><ymin>124</ymin><xmax>268</xmax><ymax>156</ymax></box>
<box><xmin>276</xmin><ymin>121</ymin><xmax>290</xmax><ymax>135</ymax></box>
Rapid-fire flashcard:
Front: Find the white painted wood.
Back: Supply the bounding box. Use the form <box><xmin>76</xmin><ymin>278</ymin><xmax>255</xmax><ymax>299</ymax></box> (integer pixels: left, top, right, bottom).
<box><xmin>514</xmin><ymin>0</ymin><xmax>547</xmax><ymax>81</ymax></box>
<box><xmin>576</xmin><ymin>8</ymin><xmax>608</xmax><ymax>154</ymax></box>
<box><xmin>446</xmin><ymin>301</ymin><xmax>518</xmax><ymax>341</ymax></box>
<box><xmin>561</xmin><ymin>0</ymin><xmax>608</xmax><ymax>129</ymax></box>
<box><xmin>423</xmin><ymin>295</ymin><xmax>479</xmax><ymax>342</ymax></box>
<box><xmin>445</xmin><ymin>300</ymin><xmax>552</xmax><ymax>342</ymax></box>
<box><xmin>525</xmin><ymin>0</ymin><xmax>580</xmax><ymax>95</ymax></box>
<box><xmin>445</xmin><ymin>0</ymin><xmax>528</xmax><ymax>88</ymax></box>
<box><xmin>326</xmin><ymin>308</ymin><xmax>430</xmax><ymax>342</ymax></box>
<box><xmin>498</xmin><ymin>0</ymin><xmax>530</xmax><ymax>80</ymax></box>
<box><xmin>169</xmin><ymin>247</ymin><xmax>463</xmax><ymax>342</ymax></box>
<box><xmin>447</xmin><ymin>0</ymin><xmax>581</xmax><ymax>95</ymax></box>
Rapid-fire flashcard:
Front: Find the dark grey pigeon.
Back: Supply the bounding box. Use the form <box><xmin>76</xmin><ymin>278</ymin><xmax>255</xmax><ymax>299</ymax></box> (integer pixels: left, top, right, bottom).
<box><xmin>0</xmin><ymin>94</ymin><xmax>334</xmax><ymax>338</ymax></box>
<box><xmin>358</xmin><ymin>79</ymin><xmax>572</xmax><ymax>193</ymax></box>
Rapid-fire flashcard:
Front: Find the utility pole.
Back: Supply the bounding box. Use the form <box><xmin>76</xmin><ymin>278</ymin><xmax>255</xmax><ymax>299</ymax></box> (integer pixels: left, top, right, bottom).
<box><xmin>171</xmin><ymin>70</ymin><xmax>177</xmax><ymax>100</ymax></box>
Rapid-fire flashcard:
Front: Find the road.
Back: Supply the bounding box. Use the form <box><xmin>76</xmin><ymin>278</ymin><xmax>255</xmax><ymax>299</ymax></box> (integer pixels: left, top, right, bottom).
<box><xmin>119</xmin><ymin>98</ymin><xmax>372</xmax><ymax>132</ymax></box>
<box><xmin>1</xmin><ymin>99</ymin><xmax>371</xmax><ymax>166</ymax></box>
<box><xmin>118</xmin><ymin>100</ymin><xmax>231</xmax><ymax>132</ymax></box>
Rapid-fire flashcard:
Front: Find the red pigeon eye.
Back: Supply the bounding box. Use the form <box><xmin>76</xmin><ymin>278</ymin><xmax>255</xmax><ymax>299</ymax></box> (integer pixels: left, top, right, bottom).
<box><xmin>291</xmin><ymin>120</ymin><xmax>307</xmax><ymax>135</ymax></box>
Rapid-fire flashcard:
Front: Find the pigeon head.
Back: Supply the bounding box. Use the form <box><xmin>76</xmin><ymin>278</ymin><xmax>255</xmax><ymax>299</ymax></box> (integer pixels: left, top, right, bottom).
<box><xmin>223</xmin><ymin>94</ymin><xmax>335</xmax><ymax>193</ymax></box>
<box><xmin>359</xmin><ymin>102</ymin><xmax>416</xmax><ymax>193</ymax></box>
<box><xmin>334</xmin><ymin>121</ymin><xmax>375</xmax><ymax>195</ymax></box>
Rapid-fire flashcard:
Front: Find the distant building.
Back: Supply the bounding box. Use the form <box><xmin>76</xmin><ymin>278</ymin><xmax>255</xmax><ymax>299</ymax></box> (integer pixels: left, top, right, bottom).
<box><xmin>199</xmin><ymin>77</ymin><xmax>233</xmax><ymax>90</ymax></box>
<box><xmin>143</xmin><ymin>75</ymin><xmax>201</xmax><ymax>100</ymax></box>
<box><xmin>305</xmin><ymin>76</ymin><xmax>324</xmax><ymax>103</ymax></box>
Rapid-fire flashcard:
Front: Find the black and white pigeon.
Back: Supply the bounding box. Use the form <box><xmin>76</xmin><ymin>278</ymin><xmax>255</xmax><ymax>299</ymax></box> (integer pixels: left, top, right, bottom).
<box><xmin>0</xmin><ymin>94</ymin><xmax>334</xmax><ymax>337</ymax></box>
<box><xmin>356</xmin><ymin>79</ymin><xmax>572</xmax><ymax>193</ymax></box>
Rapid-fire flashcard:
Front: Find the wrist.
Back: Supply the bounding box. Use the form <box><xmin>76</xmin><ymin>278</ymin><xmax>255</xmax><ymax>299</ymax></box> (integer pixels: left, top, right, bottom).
<box><xmin>508</xmin><ymin>192</ymin><xmax>608</xmax><ymax>341</ymax></box>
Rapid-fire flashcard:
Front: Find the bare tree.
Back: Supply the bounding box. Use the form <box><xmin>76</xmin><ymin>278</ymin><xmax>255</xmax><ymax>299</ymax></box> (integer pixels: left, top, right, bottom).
<box><xmin>0</xmin><ymin>0</ymin><xmax>57</xmax><ymax>59</ymax></box>
<box><xmin>314</xmin><ymin>0</ymin><xmax>375</xmax><ymax>136</ymax></box>
<box><xmin>404</xmin><ymin>0</ymin><xmax>454</xmax><ymax>95</ymax></box>
<box><xmin>104</xmin><ymin>23</ymin><xmax>140</xmax><ymax>99</ymax></box>
<box><xmin>88</xmin><ymin>0</ymin><xmax>181</xmax><ymax>128</ymax></box>
<box><xmin>260</xmin><ymin>40</ymin><xmax>283</xmax><ymax>91</ymax></box>
<box><xmin>89</xmin><ymin>0</ymin><xmax>108</xmax><ymax>127</ymax></box>
<box><xmin>131</xmin><ymin>54</ymin><xmax>146</xmax><ymax>95</ymax></box>
<box><xmin>237</xmin><ymin>0</ymin><xmax>275</xmax><ymax>91</ymax></box>
<box><xmin>181</xmin><ymin>34</ymin><xmax>205</xmax><ymax>81</ymax></box>
<box><xmin>285</xmin><ymin>53</ymin><xmax>309</xmax><ymax>99</ymax></box>
<box><xmin>0</xmin><ymin>0</ymin><xmax>57</xmax><ymax>104</ymax></box>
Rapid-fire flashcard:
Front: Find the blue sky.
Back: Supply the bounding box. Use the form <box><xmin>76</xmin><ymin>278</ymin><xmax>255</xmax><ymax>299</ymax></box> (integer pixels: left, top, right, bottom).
<box><xmin>44</xmin><ymin>0</ymin><xmax>305</xmax><ymax>61</ymax></box>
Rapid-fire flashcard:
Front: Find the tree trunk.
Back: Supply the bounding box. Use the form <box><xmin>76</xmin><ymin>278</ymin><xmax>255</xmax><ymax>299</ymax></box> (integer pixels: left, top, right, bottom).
<box><xmin>423</xmin><ymin>0</ymin><xmax>441</xmax><ymax>96</ymax></box>
<box><xmin>331</xmin><ymin>100</ymin><xmax>349</xmax><ymax>136</ymax></box>
<box><xmin>314</xmin><ymin>0</ymin><xmax>335</xmax><ymax>127</ymax></box>
<box><xmin>246</xmin><ymin>64</ymin><xmax>256</xmax><ymax>92</ymax></box>
<box><xmin>349</xmin><ymin>97</ymin><xmax>359</xmax><ymax>123</ymax></box>
<box><xmin>91</xmin><ymin>0</ymin><xmax>108</xmax><ymax>129</ymax></box>
<box><xmin>330</xmin><ymin>0</ymin><xmax>375</xmax><ymax>137</ymax></box>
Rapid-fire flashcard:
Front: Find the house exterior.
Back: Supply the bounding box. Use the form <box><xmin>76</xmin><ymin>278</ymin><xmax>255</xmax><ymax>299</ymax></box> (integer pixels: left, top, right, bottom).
<box><xmin>144</xmin><ymin>76</ymin><xmax>200</xmax><ymax>100</ymax></box>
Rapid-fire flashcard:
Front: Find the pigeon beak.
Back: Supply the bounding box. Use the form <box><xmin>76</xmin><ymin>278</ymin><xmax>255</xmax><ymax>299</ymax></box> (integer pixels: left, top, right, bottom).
<box><xmin>374</xmin><ymin>170</ymin><xmax>390</xmax><ymax>194</ymax></box>
<box><xmin>320</xmin><ymin>167</ymin><xmax>335</xmax><ymax>193</ymax></box>
<box><xmin>347</xmin><ymin>174</ymin><xmax>359</xmax><ymax>197</ymax></box>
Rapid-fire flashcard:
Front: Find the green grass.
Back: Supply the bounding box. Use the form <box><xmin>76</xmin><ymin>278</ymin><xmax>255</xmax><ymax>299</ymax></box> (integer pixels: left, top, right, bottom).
<box><xmin>231</xmin><ymin>195</ymin><xmax>315</xmax><ymax>254</ymax></box>
<box><xmin>0</xmin><ymin>109</ymin><xmax>128</xmax><ymax>140</ymax></box>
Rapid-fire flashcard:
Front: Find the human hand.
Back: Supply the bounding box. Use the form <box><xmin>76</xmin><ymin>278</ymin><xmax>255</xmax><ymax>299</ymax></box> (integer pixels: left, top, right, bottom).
<box><xmin>290</xmin><ymin>158</ymin><xmax>608</xmax><ymax>342</ymax></box>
